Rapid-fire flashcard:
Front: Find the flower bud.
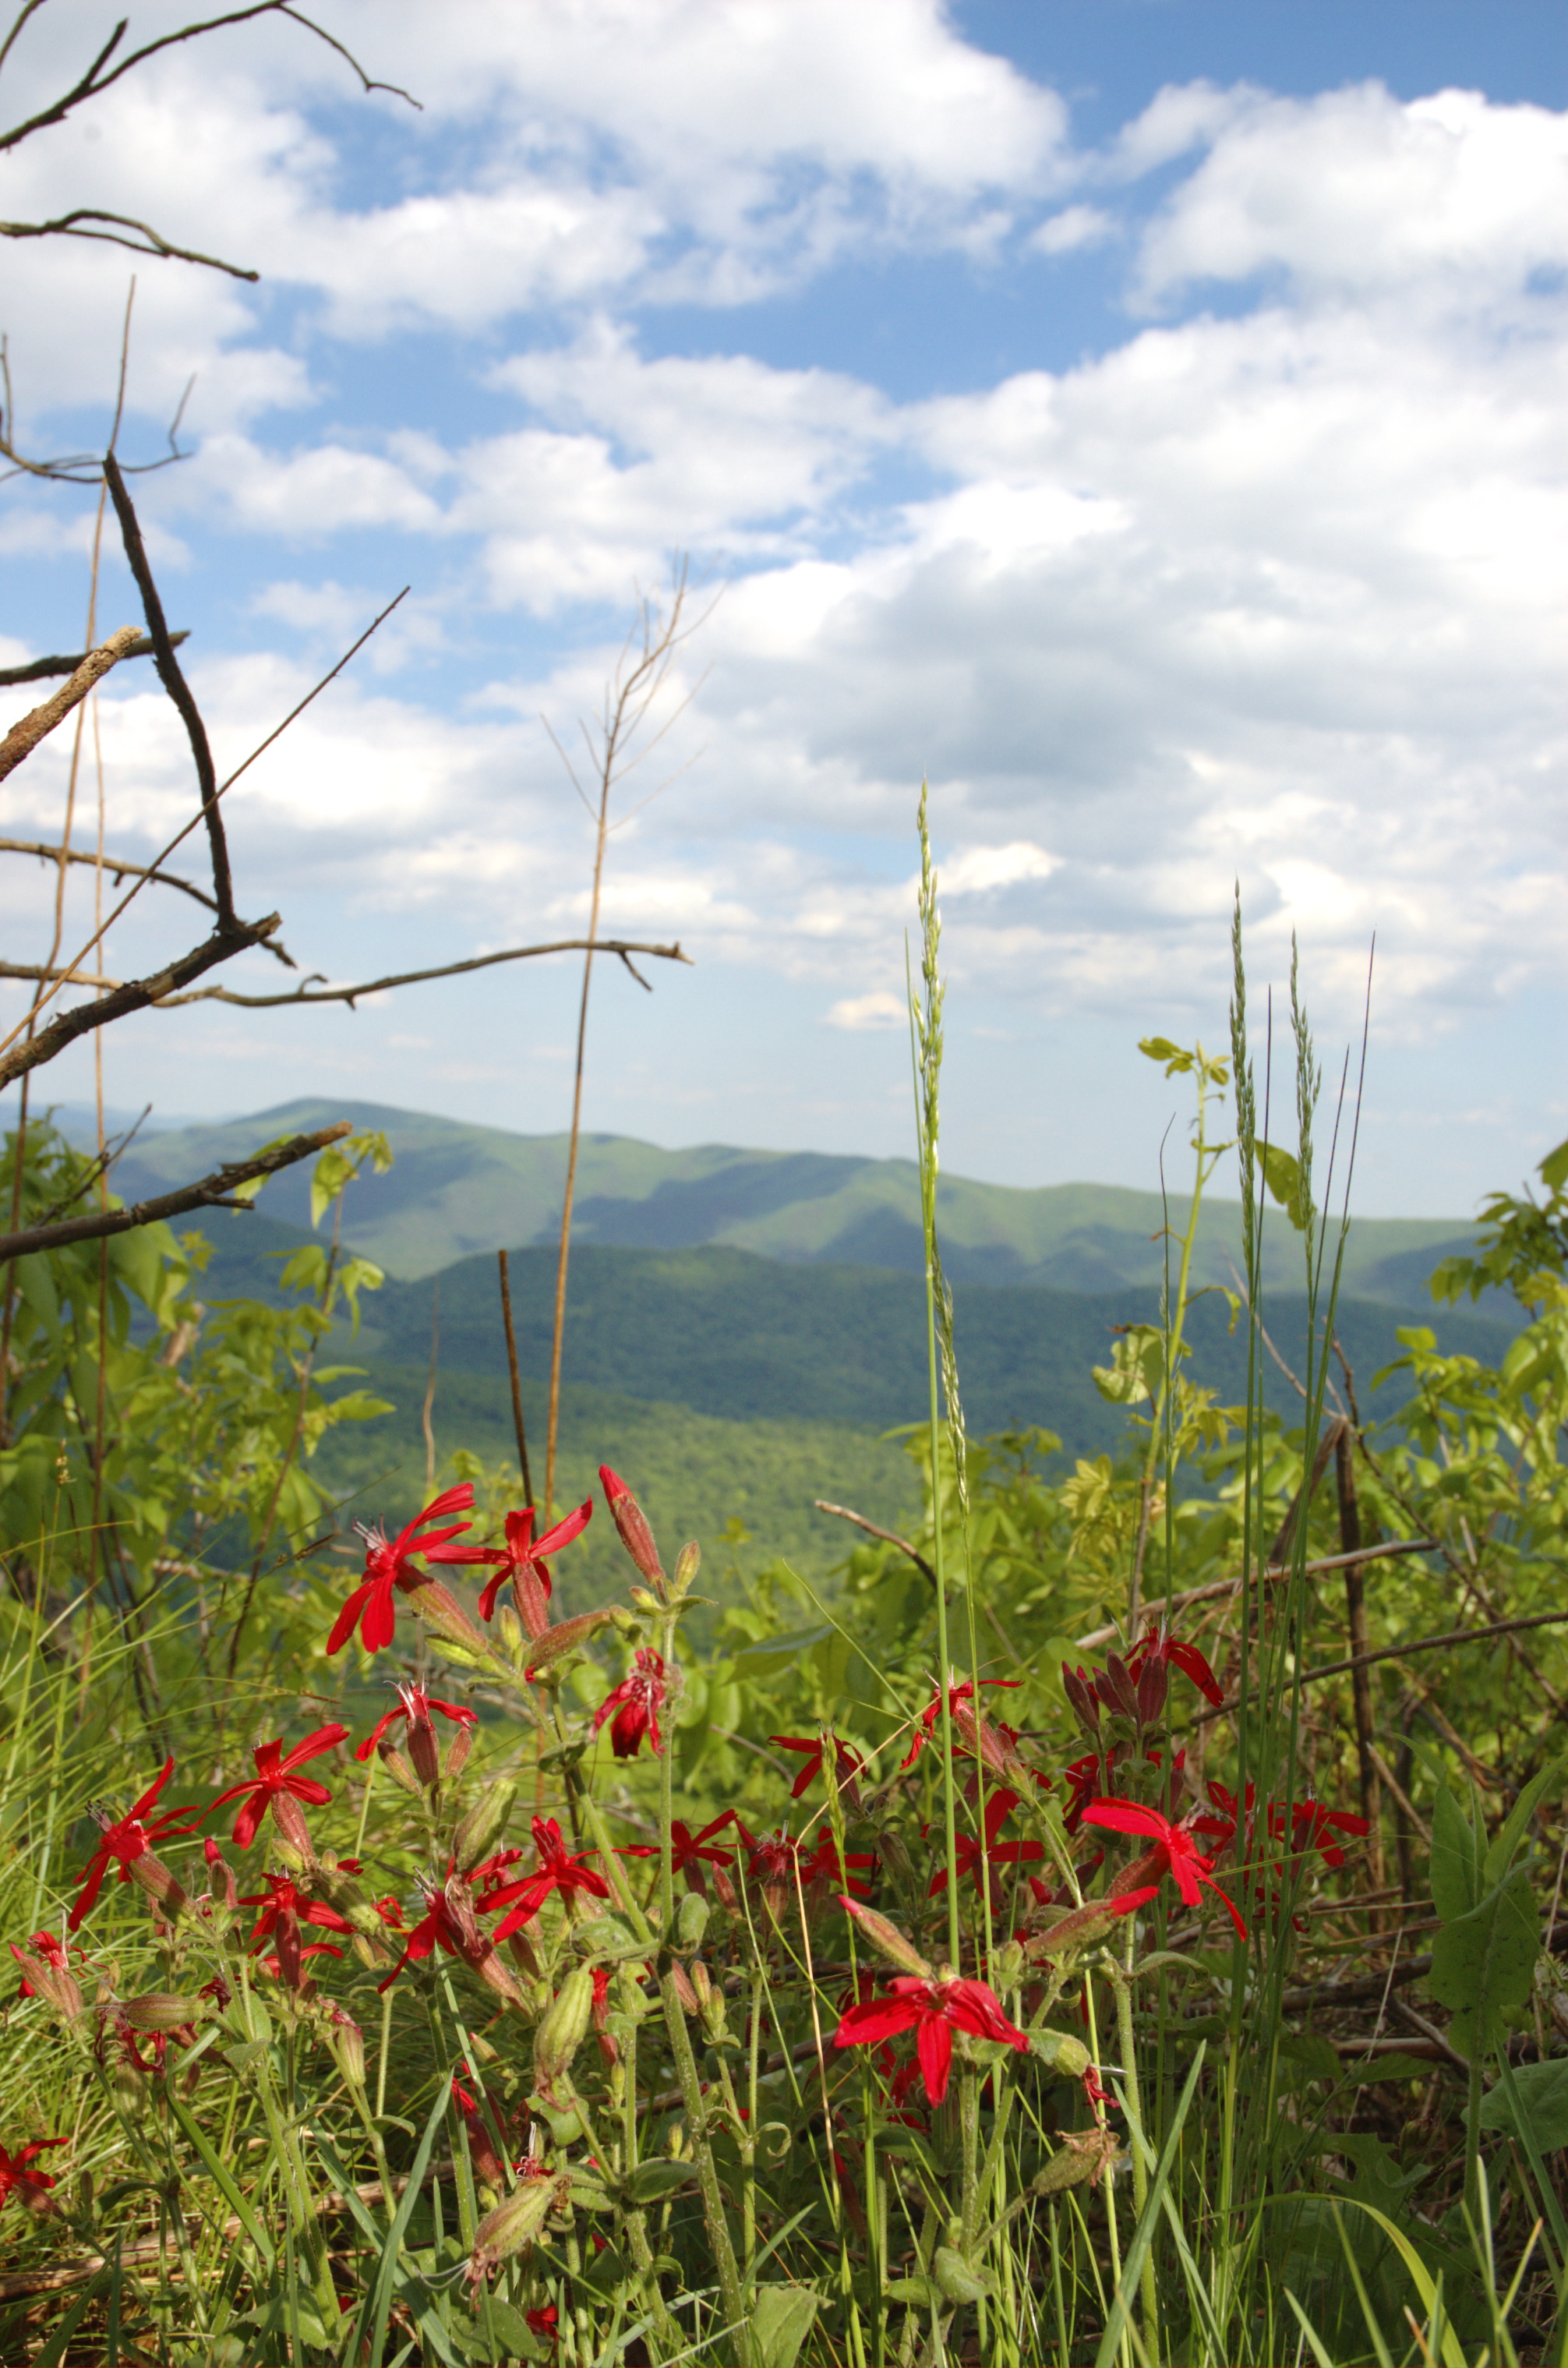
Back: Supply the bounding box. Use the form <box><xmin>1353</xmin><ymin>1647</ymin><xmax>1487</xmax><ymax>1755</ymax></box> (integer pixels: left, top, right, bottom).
<box><xmin>1032</xmin><ymin>2029</ymin><xmax>1090</xmax><ymax>2080</ymax></box>
<box><xmin>121</xmin><ymin>1993</ymin><xmax>205</xmax><ymax>2034</ymax></box>
<box><xmin>1061</xmin><ymin>1663</ymin><xmax>1100</xmax><ymax>1738</ymax></box>
<box><xmin>598</xmin><ymin>1465</ymin><xmax>664</xmax><ymax>1587</ymax></box>
<box><xmin>523</xmin><ymin>1609</ymin><xmax>613</xmax><ymax>1678</ymax></box>
<box><xmin>1135</xmin><ymin>1655</ymin><xmax>1168</xmax><ymax>1727</ymax></box>
<box><xmin>407</xmin><ymin>1709</ymin><xmax>442</xmax><ymax>1793</ymax></box>
<box><xmin>113</xmin><ymin>2052</ymin><xmax>150</xmax><ymax>2119</ymax></box>
<box><xmin>453</xmin><ymin>1780</ymin><xmax>518</xmax><ymax>1875</ymax></box>
<box><xmin>468</xmin><ymin>2171</ymin><xmax>568</xmax><ymax>2289</ymax></box>
<box><xmin>443</xmin><ymin>1720</ymin><xmax>475</xmax><ymax>1783</ymax></box>
<box><xmin>203</xmin><ymin>1837</ymin><xmax>238</xmax><ymax>1910</ymax></box>
<box><xmin>125</xmin><ymin>1851</ymin><xmax>192</xmax><ymax>1923</ymax></box>
<box><xmin>377</xmin><ymin>1739</ymin><xmax>424</xmax><ymax>1797</ymax></box>
<box><xmin>839</xmin><ymin>1896</ymin><xmax>934</xmax><ymax>1979</ymax></box>
<box><xmin>10</xmin><ymin>1945</ymin><xmax>83</xmax><ymax>2024</ymax></box>
<box><xmin>1033</xmin><ymin>2127</ymin><xmax>1121</xmax><ymax>2192</ymax></box>
<box><xmin>534</xmin><ymin>1967</ymin><xmax>595</xmax><ymax>2098</ymax></box>
<box><xmin>671</xmin><ymin>1540</ymin><xmax>700</xmax><ymax>1599</ymax></box>
<box><xmin>1096</xmin><ymin>1654</ymin><xmax>1141</xmax><ymax>1723</ymax></box>
<box><xmin>325</xmin><ymin>2004</ymin><xmax>366</xmax><ymax>2089</ymax></box>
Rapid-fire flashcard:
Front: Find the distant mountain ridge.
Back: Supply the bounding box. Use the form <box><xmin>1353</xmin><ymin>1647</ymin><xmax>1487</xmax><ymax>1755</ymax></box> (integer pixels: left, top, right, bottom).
<box><xmin>111</xmin><ymin>1097</ymin><xmax>1479</xmax><ymax>1296</ymax></box>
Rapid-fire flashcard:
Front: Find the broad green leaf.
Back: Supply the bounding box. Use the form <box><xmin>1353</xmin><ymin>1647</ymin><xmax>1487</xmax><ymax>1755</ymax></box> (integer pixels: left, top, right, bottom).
<box><xmin>1483</xmin><ymin>1747</ymin><xmax>1568</xmax><ymax>1887</ymax></box>
<box><xmin>751</xmin><ymin>2283</ymin><xmax>820</xmax><ymax>2368</ymax></box>
<box><xmin>1428</xmin><ymin>1776</ymin><xmax>1483</xmax><ymax>1923</ymax></box>
<box><xmin>1428</xmin><ymin>1868</ymin><xmax>1538</xmax><ymax>2056</ymax></box>
<box><xmin>1540</xmin><ymin>1136</ymin><xmax>1568</xmax><ymax>1193</ymax></box>
<box><xmin>1478</xmin><ymin>2056</ymin><xmax>1568</xmax><ymax>2152</ymax></box>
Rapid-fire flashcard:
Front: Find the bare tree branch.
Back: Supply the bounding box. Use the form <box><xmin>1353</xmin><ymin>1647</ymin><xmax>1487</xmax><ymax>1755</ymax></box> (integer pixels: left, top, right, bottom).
<box><xmin>103</xmin><ymin>454</ymin><xmax>237</xmax><ymax>930</ymax></box>
<box><xmin>0</xmin><ymin>1120</ymin><xmax>349</xmax><ymax>1262</ymax></box>
<box><xmin>152</xmin><ymin>936</ymin><xmax>694</xmax><ymax>1009</ymax></box>
<box><xmin>0</xmin><ymin>630</ymin><xmax>185</xmax><ymax>686</ymax></box>
<box><xmin>0</xmin><ymin>624</ymin><xmax>141</xmax><ymax>783</ymax></box>
<box><xmin>0</xmin><ymin>912</ymin><xmax>281</xmax><ymax>1092</ymax></box>
<box><xmin>0</xmin><ymin>590</ymin><xmax>407</xmax><ymax>1066</ymax></box>
<box><xmin>0</xmin><ymin>836</ymin><xmax>295</xmax><ymax>965</ymax></box>
<box><xmin>0</xmin><ymin>207</ymin><xmax>260</xmax><ymax>279</ymax></box>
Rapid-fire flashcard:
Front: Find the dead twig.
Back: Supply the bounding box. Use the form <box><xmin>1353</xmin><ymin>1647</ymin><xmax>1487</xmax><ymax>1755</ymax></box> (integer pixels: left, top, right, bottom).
<box><xmin>0</xmin><ymin>836</ymin><xmax>295</xmax><ymax>964</ymax></box>
<box><xmin>498</xmin><ymin>1248</ymin><xmax>535</xmax><ymax>1507</ymax></box>
<box><xmin>104</xmin><ymin>454</ymin><xmax>236</xmax><ymax>930</ymax></box>
<box><xmin>0</xmin><ymin>914</ymin><xmax>281</xmax><ymax>1094</ymax></box>
<box><xmin>0</xmin><ymin>1121</ymin><xmax>348</xmax><ymax>1262</ymax></box>
<box><xmin>1072</xmin><ymin>1536</ymin><xmax>1435</xmax><ymax>1652</ymax></box>
<box><xmin>0</xmin><ymin>630</ymin><xmax>185</xmax><ymax>685</ymax></box>
<box><xmin>0</xmin><ymin>625</ymin><xmax>141</xmax><ymax>783</ymax></box>
<box><xmin>814</xmin><ymin>1499</ymin><xmax>938</xmax><ymax>1587</ymax></box>
<box><xmin>151</xmin><ymin>937</ymin><xmax>692</xmax><ymax>1009</ymax></box>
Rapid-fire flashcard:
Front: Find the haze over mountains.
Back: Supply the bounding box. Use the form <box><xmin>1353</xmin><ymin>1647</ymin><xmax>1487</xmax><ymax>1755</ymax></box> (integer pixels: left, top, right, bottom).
<box><xmin>107</xmin><ymin>1098</ymin><xmax>1478</xmax><ymax>1299</ymax></box>
<box><xmin>60</xmin><ymin>1094</ymin><xmax>1513</xmax><ymax>1578</ymax></box>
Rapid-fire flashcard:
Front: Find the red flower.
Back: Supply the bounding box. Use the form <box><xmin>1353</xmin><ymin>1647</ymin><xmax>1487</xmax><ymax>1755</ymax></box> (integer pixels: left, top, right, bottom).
<box><xmin>1270</xmin><ymin>1795</ymin><xmax>1371</xmax><ymax>1872</ymax></box>
<box><xmin>900</xmin><ymin>1679</ymin><xmax>1022</xmax><ymax>1773</ymax></box>
<box><xmin>355</xmin><ymin>1681</ymin><xmax>477</xmax><ymax>1787</ymax></box>
<box><xmin>832</xmin><ymin>1976</ymin><xmax>1029</xmax><ymax>2106</ymax></box>
<box><xmin>1128</xmin><ymin>1623</ymin><xmax>1225</xmax><ymax>1710</ymax></box>
<box><xmin>927</xmin><ymin>1787</ymin><xmax>1045</xmax><ymax>1900</ymax></box>
<box><xmin>770</xmin><ymin>1732</ymin><xmax>866</xmax><ymax>1804</ymax></box>
<box><xmin>623</xmin><ymin>1811</ymin><xmax>736</xmax><ymax>1892</ymax></box>
<box><xmin>10</xmin><ymin>1931</ymin><xmax>79</xmax><ymax>2000</ymax></box>
<box><xmin>0</xmin><ymin>2136</ymin><xmax>65</xmax><ymax>2211</ymax></box>
<box><xmin>207</xmin><ymin>1725</ymin><xmax>348</xmax><ymax>1851</ymax></box>
<box><xmin>1192</xmin><ymin>1779</ymin><xmax>1258</xmax><ymax>1854</ymax></box>
<box><xmin>68</xmin><ymin>1758</ymin><xmax>200</xmax><ymax>1930</ymax></box>
<box><xmin>526</xmin><ymin>2304</ymin><xmax>560</xmax><ymax>2344</ymax></box>
<box><xmin>1082</xmin><ymin>2064</ymin><xmax>1117</xmax><ymax>2115</ymax></box>
<box><xmin>327</xmin><ymin>1482</ymin><xmax>477</xmax><ymax>1656</ymax></box>
<box><xmin>489</xmin><ymin>1816</ymin><xmax>612</xmax><ymax>1938</ymax></box>
<box><xmin>452</xmin><ymin>2075</ymin><xmax>513</xmax><ymax>2189</ymax></box>
<box><xmin>592</xmin><ymin>1649</ymin><xmax>666</xmax><ymax>1759</ymax></box>
<box><xmin>239</xmin><ymin>1874</ymin><xmax>354</xmax><ymax>1947</ymax></box>
<box><xmin>802</xmin><ymin>1828</ymin><xmax>875</xmax><ymax>1902</ymax></box>
<box><xmin>1061</xmin><ymin>1752</ymin><xmax>1110</xmax><ymax>1833</ymax></box>
<box><xmin>1082</xmin><ymin>1799</ymin><xmax>1248</xmax><ymax>1939</ymax></box>
<box><xmin>470</xmin><ymin>1500</ymin><xmax>593</xmax><ymax>1631</ymax></box>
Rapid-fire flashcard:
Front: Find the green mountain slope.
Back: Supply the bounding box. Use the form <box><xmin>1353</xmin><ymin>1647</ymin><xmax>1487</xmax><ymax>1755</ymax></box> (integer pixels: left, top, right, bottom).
<box><xmin>119</xmin><ymin>1097</ymin><xmax>1479</xmax><ymax>1297</ymax></box>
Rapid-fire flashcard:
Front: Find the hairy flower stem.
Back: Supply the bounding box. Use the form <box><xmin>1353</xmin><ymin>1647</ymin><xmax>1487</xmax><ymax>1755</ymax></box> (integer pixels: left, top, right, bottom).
<box><xmin>659</xmin><ymin>1963</ymin><xmax>748</xmax><ymax>2349</ymax></box>
<box><xmin>1110</xmin><ymin>1958</ymin><xmax>1160</xmax><ymax>2356</ymax></box>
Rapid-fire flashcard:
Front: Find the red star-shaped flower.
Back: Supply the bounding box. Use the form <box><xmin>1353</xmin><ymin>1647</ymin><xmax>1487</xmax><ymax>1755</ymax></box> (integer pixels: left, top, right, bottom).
<box><xmin>1082</xmin><ymin>1798</ymin><xmax>1248</xmax><ymax>1939</ymax></box>
<box><xmin>832</xmin><ymin>1976</ymin><xmax>1029</xmax><ymax>2105</ymax></box>
<box><xmin>469</xmin><ymin>1500</ymin><xmax>593</xmax><ymax>1632</ymax></box>
<box><xmin>927</xmin><ymin>1787</ymin><xmax>1045</xmax><ymax>1900</ymax></box>
<box><xmin>488</xmin><ymin>1816</ymin><xmax>611</xmax><ymax>1939</ymax></box>
<box><xmin>207</xmin><ymin>1726</ymin><xmax>348</xmax><ymax>1851</ymax></box>
<box><xmin>68</xmin><ymin>1758</ymin><xmax>200</xmax><ymax>1930</ymax></box>
<box><xmin>327</xmin><ymin>1482</ymin><xmax>478</xmax><ymax>1657</ymax></box>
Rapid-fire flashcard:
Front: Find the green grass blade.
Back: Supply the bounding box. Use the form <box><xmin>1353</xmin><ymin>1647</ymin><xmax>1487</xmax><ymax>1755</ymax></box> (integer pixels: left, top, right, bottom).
<box><xmin>168</xmin><ymin>2091</ymin><xmax>277</xmax><ymax>2271</ymax></box>
<box><xmin>1094</xmin><ymin>2042</ymin><xmax>1206</xmax><ymax>2368</ymax></box>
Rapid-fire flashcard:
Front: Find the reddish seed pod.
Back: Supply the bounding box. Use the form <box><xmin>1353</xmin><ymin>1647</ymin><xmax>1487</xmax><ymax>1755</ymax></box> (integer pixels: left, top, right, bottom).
<box><xmin>1061</xmin><ymin>1664</ymin><xmax>1100</xmax><ymax>1737</ymax></box>
<box><xmin>1135</xmin><ymin>1655</ymin><xmax>1168</xmax><ymax>1727</ymax></box>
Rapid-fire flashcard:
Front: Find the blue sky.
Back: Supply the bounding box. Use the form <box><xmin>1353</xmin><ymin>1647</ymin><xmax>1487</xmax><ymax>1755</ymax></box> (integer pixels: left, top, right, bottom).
<box><xmin>0</xmin><ymin>0</ymin><xmax>1563</xmax><ymax>1215</ymax></box>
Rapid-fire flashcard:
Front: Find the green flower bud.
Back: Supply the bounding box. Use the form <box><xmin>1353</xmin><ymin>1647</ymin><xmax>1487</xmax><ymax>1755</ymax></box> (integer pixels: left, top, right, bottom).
<box><xmin>468</xmin><ymin>2172</ymin><xmax>568</xmax><ymax>2288</ymax></box>
<box><xmin>534</xmin><ymin>1967</ymin><xmax>595</xmax><ymax>2097</ymax></box>
<box><xmin>121</xmin><ymin>1993</ymin><xmax>204</xmax><ymax>2033</ymax></box>
<box><xmin>452</xmin><ymin>1779</ymin><xmax>518</xmax><ymax>1875</ymax></box>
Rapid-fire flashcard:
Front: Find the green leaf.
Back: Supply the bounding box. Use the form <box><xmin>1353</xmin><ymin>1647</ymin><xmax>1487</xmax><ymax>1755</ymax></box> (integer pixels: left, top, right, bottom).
<box><xmin>751</xmin><ymin>2283</ymin><xmax>820</xmax><ymax>2368</ymax></box>
<box><xmin>731</xmin><ymin>1623</ymin><xmax>832</xmax><ymax>1670</ymax></box>
<box><xmin>477</xmin><ymin>2299</ymin><xmax>545</xmax><ymax>2359</ymax></box>
<box><xmin>1260</xmin><ymin>1142</ymin><xmax>1311</xmax><ymax>1231</ymax></box>
<box><xmin>1540</xmin><ymin>1136</ymin><xmax>1568</xmax><ymax>1194</ymax></box>
<box><xmin>1483</xmin><ymin>1747</ymin><xmax>1568</xmax><ymax>1888</ymax></box>
<box><xmin>1334</xmin><ymin>2202</ymin><xmax>1469</xmax><ymax>2368</ymax></box>
<box><xmin>1429</xmin><ymin>1776</ymin><xmax>1484</xmax><ymax>1922</ymax></box>
<box><xmin>1428</xmin><ymin>1869</ymin><xmax>1538</xmax><ymax>2057</ymax></box>
<box><xmin>884</xmin><ymin>2274</ymin><xmax>938</xmax><ymax>2308</ymax></box>
<box><xmin>624</xmin><ymin>2161</ymin><xmax>696</xmax><ymax>2204</ymax></box>
<box><xmin>1478</xmin><ymin>2056</ymin><xmax>1568</xmax><ymax>2152</ymax></box>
